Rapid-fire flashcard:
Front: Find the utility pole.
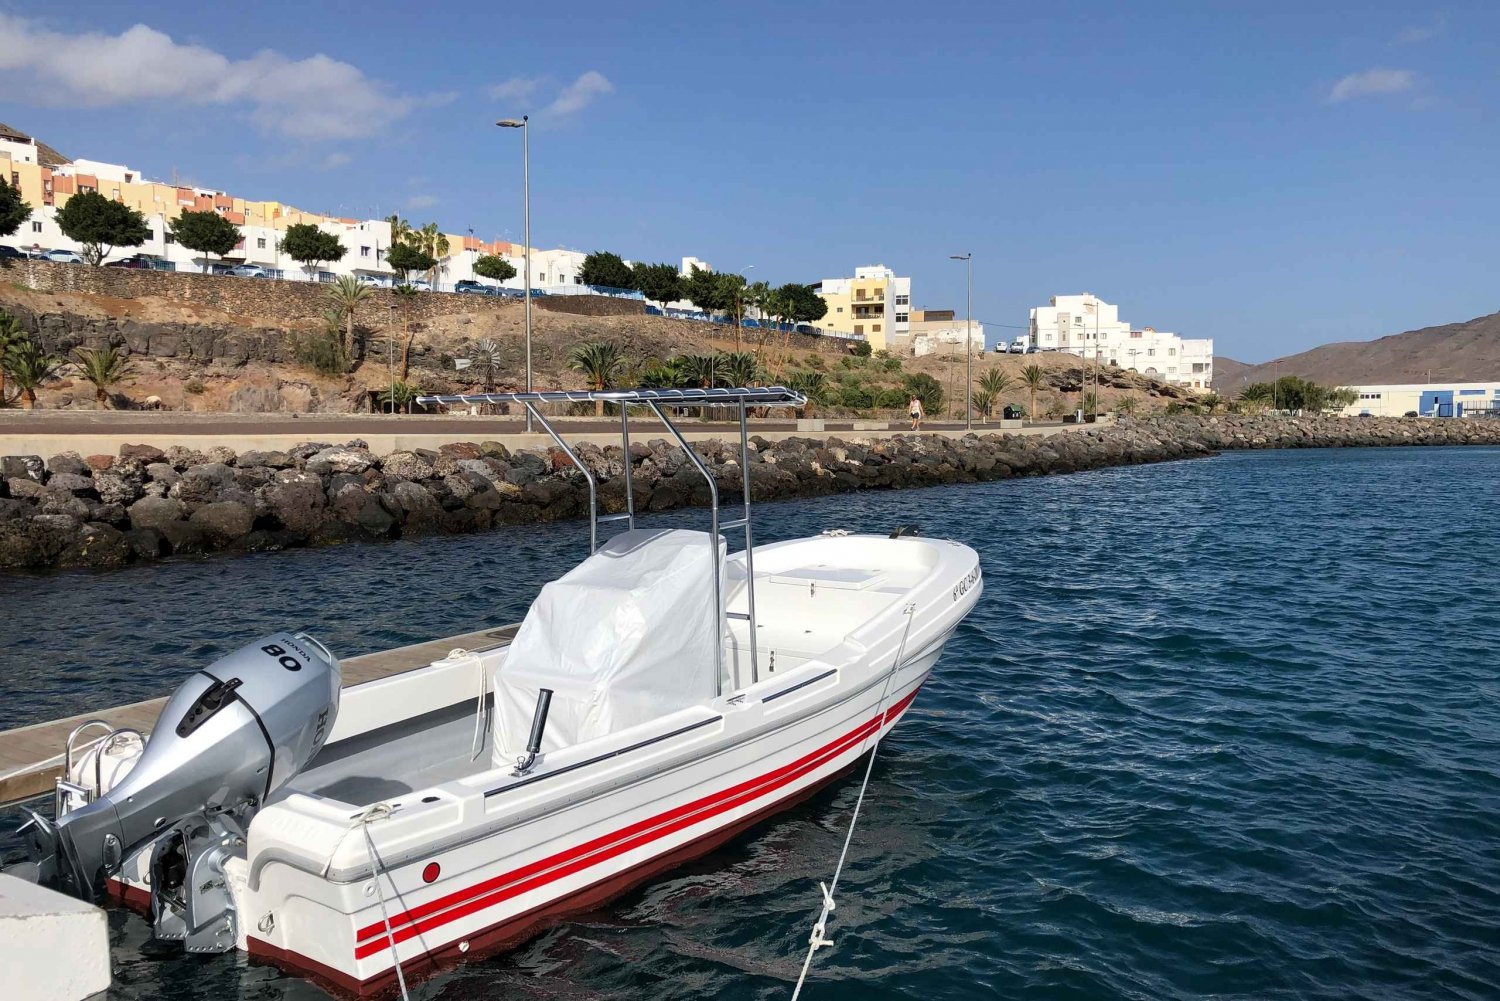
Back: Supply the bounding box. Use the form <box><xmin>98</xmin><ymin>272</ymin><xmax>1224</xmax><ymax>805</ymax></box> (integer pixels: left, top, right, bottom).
<box><xmin>950</xmin><ymin>253</ymin><xmax>973</xmax><ymax>429</ymax></box>
<box><xmin>497</xmin><ymin>116</ymin><xmax>532</xmax><ymax>431</ymax></box>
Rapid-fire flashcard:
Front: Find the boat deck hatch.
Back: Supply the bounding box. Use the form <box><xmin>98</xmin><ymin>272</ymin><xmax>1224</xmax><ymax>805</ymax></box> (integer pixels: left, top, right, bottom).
<box><xmin>767</xmin><ymin>566</ymin><xmax>888</xmax><ymax>591</ymax></box>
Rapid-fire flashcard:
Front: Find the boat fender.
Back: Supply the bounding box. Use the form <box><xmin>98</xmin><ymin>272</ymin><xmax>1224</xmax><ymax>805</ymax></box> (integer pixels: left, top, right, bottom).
<box><xmin>889</xmin><ymin>524</ymin><xmax>921</xmax><ymax>538</ymax></box>
<box><xmin>513</xmin><ymin>688</ymin><xmax>555</xmax><ymax>776</ymax></box>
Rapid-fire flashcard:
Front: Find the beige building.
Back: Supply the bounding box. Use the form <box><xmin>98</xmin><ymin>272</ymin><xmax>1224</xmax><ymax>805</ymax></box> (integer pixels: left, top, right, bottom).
<box><xmin>811</xmin><ymin>265</ymin><xmax>910</xmax><ymax>349</ymax></box>
<box><xmin>891</xmin><ymin>309</ymin><xmax>985</xmax><ymax>357</ymax></box>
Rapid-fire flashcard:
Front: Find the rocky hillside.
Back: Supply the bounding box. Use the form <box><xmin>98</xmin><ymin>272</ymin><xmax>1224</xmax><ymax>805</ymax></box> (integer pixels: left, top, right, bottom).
<box><xmin>1213</xmin><ymin>309</ymin><xmax>1500</xmax><ymax>394</ymax></box>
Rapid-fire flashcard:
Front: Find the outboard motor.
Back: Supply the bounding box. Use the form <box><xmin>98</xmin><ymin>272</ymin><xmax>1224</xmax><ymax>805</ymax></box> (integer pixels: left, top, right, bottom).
<box><xmin>7</xmin><ymin>632</ymin><xmax>339</xmax><ymax>953</ymax></box>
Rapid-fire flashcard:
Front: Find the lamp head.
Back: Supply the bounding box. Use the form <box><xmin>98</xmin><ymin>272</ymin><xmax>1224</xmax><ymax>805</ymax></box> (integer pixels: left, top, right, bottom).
<box><xmin>496</xmin><ymin>118</ymin><xmax>528</xmax><ymax>128</ymax></box>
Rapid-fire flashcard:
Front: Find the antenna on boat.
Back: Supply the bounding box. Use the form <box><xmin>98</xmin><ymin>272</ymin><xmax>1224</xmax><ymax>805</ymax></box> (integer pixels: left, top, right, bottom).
<box><xmin>416</xmin><ymin>387</ymin><xmax>807</xmax><ymax>696</ymax></box>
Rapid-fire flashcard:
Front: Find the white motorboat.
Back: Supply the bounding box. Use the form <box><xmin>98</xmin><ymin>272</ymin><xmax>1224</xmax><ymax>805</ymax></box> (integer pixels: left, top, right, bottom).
<box><xmin>6</xmin><ymin>387</ymin><xmax>982</xmax><ymax>997</ymax></box>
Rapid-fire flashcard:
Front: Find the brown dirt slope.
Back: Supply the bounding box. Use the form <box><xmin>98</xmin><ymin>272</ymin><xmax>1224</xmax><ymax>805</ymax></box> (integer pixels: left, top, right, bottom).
<box><xmin>1213</xmin><ymin>309</ymin><xmax>1500</xmax><ymax>394</ymax></box>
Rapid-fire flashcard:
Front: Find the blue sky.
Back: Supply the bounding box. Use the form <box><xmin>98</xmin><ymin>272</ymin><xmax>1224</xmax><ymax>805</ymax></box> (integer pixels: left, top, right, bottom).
<box><xmin>1</xmin><ymin>1</ymin><xmax>1496</xmax><ymax>362</ymax></box>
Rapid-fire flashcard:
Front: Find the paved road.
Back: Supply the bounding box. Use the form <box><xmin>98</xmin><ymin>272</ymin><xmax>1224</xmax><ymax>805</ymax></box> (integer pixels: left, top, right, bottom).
<box><xmin>0</xmin><ymin>412</ymin><xmax>1057</xmax><ymax>436</ymax></box>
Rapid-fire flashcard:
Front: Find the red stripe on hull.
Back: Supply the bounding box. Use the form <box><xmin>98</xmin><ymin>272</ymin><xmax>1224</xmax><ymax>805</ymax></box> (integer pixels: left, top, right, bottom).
<box><xmin>249</xmin><ymin>753</ymin><xmax>864</xmax><ymax>999</ymax></box>
<box><xmin>241</xmin><ymin>678</ymin><xmax>927</xmax><ymax>998</ymax></box>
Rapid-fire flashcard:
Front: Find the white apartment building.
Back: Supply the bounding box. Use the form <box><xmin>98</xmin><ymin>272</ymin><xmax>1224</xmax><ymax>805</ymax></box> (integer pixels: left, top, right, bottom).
<box><xmin>1029</xmin><ymin>293</ymin><xmax>1213</xmax><ymax>390</ymax></box>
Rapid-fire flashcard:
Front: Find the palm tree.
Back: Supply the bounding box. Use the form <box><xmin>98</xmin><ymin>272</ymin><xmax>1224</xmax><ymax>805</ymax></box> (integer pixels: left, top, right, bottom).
<box><xmin>393</xmin><ymin>283</ymin><xmax>421</xmax><ymax>379</ymax></box>
<box><xmin>0</xmin><ymin>312</ymin><xmax>25</xmax><ymax>404</ymax></box>
<box><xmin>1239</xmin><ymin>383</ymin><xmax>1273</xmax><ymax>412</ymax></box>
<box><xmin>380</xmin><ymin>380</ymin><xmax>422</xmax><ymax>415</ymax></box>
<box><xmin>413</xmin><ymin>223</ymin><xmax>450</xmax><ymax>287</ymax></box>
<box><xmin>786</xmin><ymin>370</ymin><xmax>826</xmax><ymax>417</ymax></box>
<box><xmin>468</xmin><ymin>338</ymin><xmax>503</xmax><ymax>393</ymax></box>
<box><xmin>325</xmin><ymin>275</ymin><xmax>370</xmax><ymax>358</ymax></box>
<box><xmin>567</xmin><ymin>341</ymin><xmax>626</xmax><ymax>416</ymax></box>
<box><xmin>972</xmin><ymin>387</ymin><xmax>995</xmax><ymax>421</ymax></box>
<box><xmin>979</xmin><ymin>368</ymin><xmax>1011</xmax><ymax>399</ymax></box>
<box><xmin>386</xmin><ymin>214</ymin><xmax>414</xmax><ymax>250</ymax></box>
<box><xmin>717</xmin><ymin>351</ymin><xmax>758</xmax><ymax>387</ymax></box>
<box><xmin>1118</xmin><ymin>395</ymin><xmax>1138</xmax><ymax>415</ymax></box>
<box><xmin>1081</xmin><ymin>390</ymin><xmax>1099</xmax><ymax>416</ymax></box>
<box><xmin>679</xmin><ymin>353</ymin><xmax>722</xmax><ymax>389</ymax></box>
<box><xmin>1021</xmin><ymin>364</ymin><xmax>1046</xmax><ymax>424</ymax></box>
<box><xmin>72</xmin><ymin>344</ymin><xmax>134</xmax><ymax>410</ymax></box>
<box><xmin>3</xmin><ymin>338</ymin><xmax>63</xmax><ymax>410</ymax></box>
<box><xmin>639</xmin><ymin>356</ymin><xmax>684</xmax><ymax>388</ymax></box>
<box><xmin>1200</xmin><ymin>391</ymin><xmax>1223</xmax><ymax>413</ymax></box>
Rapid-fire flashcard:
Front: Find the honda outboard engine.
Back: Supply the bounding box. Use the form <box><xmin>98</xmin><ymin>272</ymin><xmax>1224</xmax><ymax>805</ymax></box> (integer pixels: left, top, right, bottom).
<box><xmin>7</xmin><ymin>632</ymin><xmax>339</xmax><ymax>952</ymax></box>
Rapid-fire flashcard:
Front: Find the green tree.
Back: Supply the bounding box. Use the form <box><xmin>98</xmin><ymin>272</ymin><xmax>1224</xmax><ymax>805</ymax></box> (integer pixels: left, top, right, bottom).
<box><xmin>71</xmin><ymin>344</ymin><xmax>133</xmax><ymax>409</ymax></box>
<box><xmin>631</xmin><ymin>261</ymin><xmax>683</xmax><ymax>312</ymax></box>
<box><xmin>54</xmin><ymin>191</ymin><xmax>149</xmax><ymax>265</ymax></box>
<box><xmin>0</xmin><ymin>312</ymin><xmax>24</xmax><ymax>404</ymax></box>
<box><xmin>1117</xmin><ymin>395</ymin><xmax>1138</xmax><ymax>415</ymax></box>
<box><xmin>716</xmin><ymin>273</ymin><xmax>748</xmax><ymax>331</ymax></box>
<box><xmin>387</xmin><ymin>243</ymin><xmax>436</xmax><ymax>284</ymax></box>
<box><xmin>780</xmin><ymin>283</ymin><xmax>828</xmax><ymax>323</ymax></box>
<box><xmin>850</xmin><ymin>339</ymin><xmax>873</xmax><ymax>358</ymax></box>
<box><xmin>579</xmin><ymin>251</ymin><xmax>635</xmax><ymax>290</ymax></box>
<box><xmin>0</xmin><ymin>178</ymin><xmax>31</xmax><ymax>238</ymax></box>
<box><xmin>1199</xmin><ymin>391</ymin><xmax>1223</xmax><ymax>413</ymax></box>
<box><xmin>567</xmin><ymin>340</ymin><xmax>626</xmax><ymax>415</ymax></box>
<box><xmin>1082</xmin><ymin>390</ymin><xmax>1100</xmax><ymax>416</ymax></box>
<box><xmin>280</xmin><ymin>223</ymin><xmax>345</xmax><ymax>278</ymax></box>
<box><xmin>2</xmin><ymin>337</ymin><xmax>63</xmax><ymax>409</ymax></box>
<box><xmin>326</xmin><ymin>275</ymin><xmax>370</xmax><ymax>358</ymax></box>
<box><xmin>683</xmin><ymin>266</ymin><xmax>725</xmax><ymax>320</ymax></box>
<box><xmin>170</xmin><ymin>209</ymin><xmax>240</xmax><ymax>272</ymax></box>
<box><xmin>972</xmin><ymin>387</ymin><xmax>995</xmax><ymax>421</ymax></box>
<box><xmin>787</xmin><ymin>370</ymin><xmax>827</xmax><ymax>415</ymax></box>
<box><xmin>393</xmin><ymin>283</ymin><xmax>421</xmax><ymax>379</ymax></box>
<box><xmin>1327</xmin><ymin>386</ymin><xmax>1359</xmax><ymax>411</ymax></box>
<box><xmin>386</xmin><ymin>214</ymin><xmax>414</xmax><ymax>250</ymax></box>
<box><xmin>903</xmin><ymin>372</ymin><xmax>944</xmax><ymax>416</ymax></box>
<box><xmin>639</xmin><ymin>356</ymin><xmax>685</xmax><ymax>388</ymax></box>
<box><xmin>474</xmin><ymin>254</ymin><xmax>517</xmax><ymax>283</ymax></box>
<box><xmin>1021</xmin><ymin>364</ymin><xmax>1047</xmax><ymax>423</ymax></box>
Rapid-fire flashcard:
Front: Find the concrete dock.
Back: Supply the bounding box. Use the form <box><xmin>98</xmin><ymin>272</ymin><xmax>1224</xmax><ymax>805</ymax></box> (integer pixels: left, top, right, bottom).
<box><xmin>0</xmin><ymin>623</ymin><xmax>519</xmax><ymax>808</ymax></box>
<box><xmin>0</xmin><ymin>874</ymin><xmax>111</xmax><ymax>1000</ymax></box>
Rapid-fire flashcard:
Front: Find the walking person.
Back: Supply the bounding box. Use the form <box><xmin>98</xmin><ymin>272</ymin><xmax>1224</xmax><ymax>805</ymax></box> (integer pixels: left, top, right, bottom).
<box><xmin>908</xmin><ymin>393</ymin><xmax>924</xmax><ymax>431</ymax></box>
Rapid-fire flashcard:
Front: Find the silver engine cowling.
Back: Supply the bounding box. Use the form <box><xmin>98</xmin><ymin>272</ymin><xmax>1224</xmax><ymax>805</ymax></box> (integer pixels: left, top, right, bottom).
<box><xmin>8</xmin><ymin>631</ymin><xmax>338</xmax><ymax>952</ymax></box>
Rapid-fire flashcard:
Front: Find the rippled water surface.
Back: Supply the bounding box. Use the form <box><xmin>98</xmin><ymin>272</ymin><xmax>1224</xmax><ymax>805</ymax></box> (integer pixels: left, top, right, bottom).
<box><xmin>3</xmin><ymin>446</ymin><xmax>1499</xmax><ymax>1000</ymax></box>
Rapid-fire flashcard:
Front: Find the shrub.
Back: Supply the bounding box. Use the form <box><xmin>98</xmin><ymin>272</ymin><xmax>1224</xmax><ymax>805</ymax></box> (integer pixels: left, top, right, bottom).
<box><xmin>850</xmin><ymin>340</ymin><xmax>873</xmax><ymax>357</ymax></box>
<box><xmin>293</xmin><ymin>330</ymin><xmax>348</xmax><ymax>376</ymax></box>
<box><xmin>839</xmin><ymin>384</ymin><xmax>875</xmax><ymax>410</ymax></box>
<box><xmin>184</xmin><ymin>378</ymin><xmax>205</xmax><ymax>395</ymax></box>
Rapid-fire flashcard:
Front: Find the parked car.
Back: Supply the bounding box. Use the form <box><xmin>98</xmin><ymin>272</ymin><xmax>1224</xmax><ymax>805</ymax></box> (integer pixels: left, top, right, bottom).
<box><xmin>42</xmin><ymin>248</ymin><xmax>83</xmax><ymax>264</ymax></box>
<box><xmin>107</xmin><ymin>254</ymin><xmax>160</xmax><ymax>270</ymax></box>
<box><xmin>454</xmin><ymin>279</ymin><xmax>489</xmax><ymax>295</ymax></box>
<box><xmin>1008</xmin><ymin>341</ymin><xmax>1026</xmax><ymax>354</ymax></box>
<box><xmin>1404</xmin><ymin>410</ymin><xmax>1419</xmax><ymax>418</ymax></box>
<box><xmin>0</xmin><ymin>245</ymin><xmax>24</xmax><ymax>260</ymax></box>
<box><xmin>225</xmin><ymin>264</ymin><xmax>271</xmax><ymax>278</ymax></box>
<box><xmin>354</xmin><ymin>274</ymin><xmax>388</xmax><ymax>288</ymax></box>
<box><xmin>408</xmin><ymin>279</ymin><xmax>432</xmax><ymax>291</ymax></box>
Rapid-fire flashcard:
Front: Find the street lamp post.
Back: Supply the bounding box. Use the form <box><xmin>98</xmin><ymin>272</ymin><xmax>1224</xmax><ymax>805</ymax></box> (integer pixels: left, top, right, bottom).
<box><xmin>497</xmin><ymin>116</ymin><xmax>532</xmax><ymax>431</ymax></box>
<box><xmin>950</xmin><ymin>253</ymin><xmax>973</xmax><ymax>429</ymax></box>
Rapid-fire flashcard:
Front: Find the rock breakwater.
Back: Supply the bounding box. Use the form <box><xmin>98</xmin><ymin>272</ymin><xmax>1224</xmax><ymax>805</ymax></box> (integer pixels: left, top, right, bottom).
<box><xmin>2</xmin><ymin>415</ymin><xmax>1496</xmax><ymax>571</ymax></box>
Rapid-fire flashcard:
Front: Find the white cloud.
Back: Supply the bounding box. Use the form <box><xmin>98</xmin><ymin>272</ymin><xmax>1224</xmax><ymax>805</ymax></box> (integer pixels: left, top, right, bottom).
<box><xmin>488</xmin><ymin>76</ymin><xmax>543</xmax><ymax>102</ymax></box>
<box><xmin>1328</xmin><ymin>68</ymin><xmax>1417</xmax><ymax>103</ymax></box>
<box><xmin>542</xmin><ymin>71</ymin><xmax>613</xmax><ymax>117</ymax></box>
<box><xmin>1395</xmin><ymin>13</ymin><xmax>1447</xmax><ymax>44</ymax></box>
<box><xmin>406</xmin><ymin>194</ymin><xmax>438</xmax><ymax>209</ymax></box>
<box><xmin>0</xmin><ymin>15</ymin><xmax>418</xmax><ymax>140</ymax></box>
<box><xmin>320</xmin><ymin>151</ymin><xmax>352</xmax><ymax>170</ymax></box>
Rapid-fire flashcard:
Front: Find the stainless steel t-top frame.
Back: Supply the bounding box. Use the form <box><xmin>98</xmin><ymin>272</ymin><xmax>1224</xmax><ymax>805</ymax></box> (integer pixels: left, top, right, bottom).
<box><xmin>415</xmin><ymin>387</ymin><xmax>808</xmax><ymax>694</ymax></box>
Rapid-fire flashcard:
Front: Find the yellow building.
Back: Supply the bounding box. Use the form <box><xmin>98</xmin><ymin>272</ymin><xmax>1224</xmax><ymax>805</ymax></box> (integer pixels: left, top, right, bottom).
<box><xmin>811</xmin><ymin>265</ymin><xmax>911</xmax><ymax>351</ymax></box>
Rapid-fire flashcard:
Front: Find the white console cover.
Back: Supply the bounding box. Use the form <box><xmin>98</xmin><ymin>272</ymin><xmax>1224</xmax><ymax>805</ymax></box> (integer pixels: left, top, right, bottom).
<box><xmin>494</xmin><ymin>529</ymin><xmax>725</xmax><ymax>763</ymax></box>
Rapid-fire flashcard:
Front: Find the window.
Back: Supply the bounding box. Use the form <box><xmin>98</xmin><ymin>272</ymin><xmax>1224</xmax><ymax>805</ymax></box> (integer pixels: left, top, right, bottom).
<box><xmin>1130</xmin><ymin>330</ymin><xmax>1142</xmax><ymax>338</ymax></box>
<box><xmin>872</xmin><ymin>324</ymin><xmax>881</xmax><ymax>332</ymax></box>
<box><xmin>854</xmin><ymin>324</ymin><xmax>864</xmax><ymax>334</ymax></box>
<box><xmin>895</xmin><ymin>312</ymin><xmax>909</xmax><ymax>323</ymax></box>
<box><xmin>1459</xmin><ymin>389</ymin><xmax>1484</xmax><ymax>396</ymax></box>
<box><xmin>360</xmin><ymin>246</ymin><xmax>370</xmax><ymax>257</ymax></box>
<box><xmin>539</xmin><ymin>273</ymin><xmax>546</xmax><ymax>283</ymax></box>
<box><xmin>1147</xmin><ymin>348</ymin><xmax>1156</xmax><ymax>357</ymax></box>
<box><xmin>257</xmin><ymin>238</ymin><xmax>267</xmax><ymax>249</ymax></box>
<box><xmin>836</xmin><ymin>306</ymin><xmax>844</xmax><ymax>313</ymax></box>
<box><xmin>895</xmin><ymin>294</ymin><xmax>909</xmax><ymax>305</ymax></box>
<box><xmin>31</xmin><ymin>220</ymin><xmax>41</xmax><ymax>233</ymax></box>
<box><xmin>165</xmin><ymin>233</ymin><xmax>175</xmax><ymax>244</ymax></box>
<box><xmin>1168</xmin><ymin>348</ymin><xmax>1176</xmax><ymax>356</ymax></box>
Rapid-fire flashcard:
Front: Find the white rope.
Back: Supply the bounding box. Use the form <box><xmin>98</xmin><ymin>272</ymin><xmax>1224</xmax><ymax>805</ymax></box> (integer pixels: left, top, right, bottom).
<box><xmin>790</xmin><ymin>604</ymin><xmax>917</xmax><ymax>1000</ymax></box>
<box><xmin>321</xmin><ymin>803</ymin><xmax>411</xmax><ymax>1001</ymax></box>
<box><xmin>449</xmin><ymin>647</ymin><xmax>489</xmax><ymax>761</ymax></box>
